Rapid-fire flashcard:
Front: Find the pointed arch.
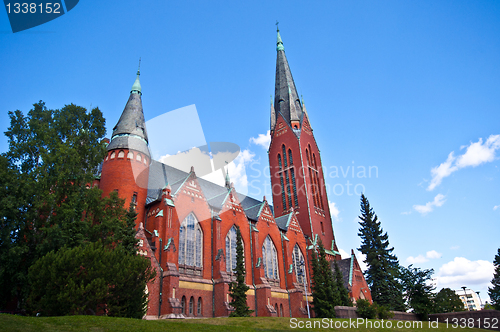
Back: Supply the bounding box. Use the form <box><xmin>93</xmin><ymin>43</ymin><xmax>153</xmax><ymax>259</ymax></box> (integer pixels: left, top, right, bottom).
<box><xmin>178</xmin><ymin>213</ymin><xmax>203</xmax><ymax>268</ymax></box>
<box><xmin>292</xmin><ymin>244</ymin><xmax>305</xmax><ymax>284</ymax></box>
<box><xmin>262</xmin><ymin>236</ymin><xmax>279</xmax><ymax>280</ymax></box>
<box><xmin>225</xmin><ymin>225</ymin><xmax>238</xmax><ymax>273</ymax></box>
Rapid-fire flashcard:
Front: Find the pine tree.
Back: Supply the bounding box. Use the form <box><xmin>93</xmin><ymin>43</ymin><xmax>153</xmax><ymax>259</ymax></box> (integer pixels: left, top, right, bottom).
<box><xmin>488</xmin><ymin>247</ymin><xmax>500</xmax><ymax>310</ymax></box>
<box><xmin>358</xmin><ymin>194</ymin><xmax>405</xmax><ymax>311</ymax></box>
<box><xmin>333</xmin><ymin>260</ymin><xmax>352</xmax><ymax>306</ymax></box>
<box><xmin>310</xmin><ymin>240</ymin><xmax>337</xmax><ymax>317</ymax></box>
<box><xmin>228</xmin><ymin>226</ymin><xmax>252</xmax><ymax>317</ymax></box>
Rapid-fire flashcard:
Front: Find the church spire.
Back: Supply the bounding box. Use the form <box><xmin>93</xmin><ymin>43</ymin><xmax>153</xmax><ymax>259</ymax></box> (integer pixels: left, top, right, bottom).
<box><xmin>270</xmin><ymin>95</ymin><xmax>276</xmax><ymax>132</ymax></box>
<box><xmin>131</xmin><ymin>58</ymin><xmax>142</xmax><ymax>95</ymax></box>
<box><xmin>107</xmin><ymin>62</ymin><xmax>149</xmax><ymax>156</ymax></box>
<box><xmin>224</xmin><ymin>163</ymin><xmax>231</xmax><ymax>189</ymax></box>
<box><xmin>273</xmin><ymin>28</ymin><xmax>303</xmax><ymax>128</ymax></box>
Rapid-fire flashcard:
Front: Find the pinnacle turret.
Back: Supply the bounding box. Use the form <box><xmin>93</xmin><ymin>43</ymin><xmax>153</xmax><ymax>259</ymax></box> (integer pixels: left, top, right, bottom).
<box><xmin>107</xmin><ymin>63</ymin><xmax>149</xmax><ymax>156</ymax></box>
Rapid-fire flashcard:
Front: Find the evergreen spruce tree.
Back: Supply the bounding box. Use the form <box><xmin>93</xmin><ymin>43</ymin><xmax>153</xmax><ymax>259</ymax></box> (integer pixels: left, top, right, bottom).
<box><xmin>358</xmin><ymin>194</ymin><xmax>405</xmax><ymax>311</ymax></box>
<box><xmin>488</xmin><ymin>247</ymin><xmax>500</xmax><ymax>310</ymax></box>
<box><xmin>310</xmin><ymin>240</ymin><xmax>337</xmax><ymax>317</ymax></box>
<box><xmin>228</xmin><ymin>226</ymin><xmax>252</xmax><ymax>317</ymax></box>
<box><xmin>333</xmin><ymin>260</ymin><xmax>352</xmax><ymax>306</ymax></box>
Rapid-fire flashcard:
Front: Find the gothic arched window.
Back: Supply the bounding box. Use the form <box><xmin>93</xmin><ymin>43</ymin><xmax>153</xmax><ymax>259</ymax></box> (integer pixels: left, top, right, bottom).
<box><xmin>292</xmin><ymin>244</ymin><xmax>305</xmax><ymax>284</ymax></box>
<box><xmin>178</xmin><ymin>213</ymin><xmax>203</xmax><ymax>268</ymax></box>
<box><xmin>225</xmin><ymin>226</ymin><xmax>237</xmax><ymax>273</ymax></box>
<box><xmin>262</xmin><ymin>236</ymin><xmax>279</xmax><ymax>280</ymax></box>
<box><xmin>226</xmin><ymin>225</ymin><xmax>245</xmax><ymax>273</ymax></box>
<box><xmin>189</xmin><ymin>296</ymin><xmax>194</xmax><ymax>316</ymax></box>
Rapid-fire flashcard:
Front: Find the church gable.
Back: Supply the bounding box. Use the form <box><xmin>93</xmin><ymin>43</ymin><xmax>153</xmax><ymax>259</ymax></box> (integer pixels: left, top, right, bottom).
<box><xmin>301</xmin><ymin>116</ymin><xmax>312</xmax><ymax>136</ymax></box>
<box><xmin>286</xmin><ymin>213</ymin><xmax>303</xmax><ymax>234</ymax></box>
<box><xmin>254</xmin><ymin>200</ymin><xmax>274</xmax><ymax>225</ymax></box>
<box><xmin>220</xmin><ymin>188</ymin><xmax>244</xmax><ymax>215</ymax></box>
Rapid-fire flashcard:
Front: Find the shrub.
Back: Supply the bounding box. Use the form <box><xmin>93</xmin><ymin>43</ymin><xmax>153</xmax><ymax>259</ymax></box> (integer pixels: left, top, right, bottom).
<box><xmin>356</xmin><ymin>299</ymin><xmax>378</xmax><ymax>319</ymax></box>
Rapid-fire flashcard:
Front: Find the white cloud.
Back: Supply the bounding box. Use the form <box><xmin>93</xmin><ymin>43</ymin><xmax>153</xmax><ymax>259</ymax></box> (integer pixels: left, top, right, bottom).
<box><xmin>401</xmin><ymin>210</ymin><xmax>412</xmax><ymax>215</ymax></box>
<box><xmin>201</xmin><ymin>149</ymin><xmax>256</xmax><ymax>195</ymax></box>
<box><xmin>329</xmin><ymin>201</ymin><xmax>340</xmax><ymax>221</ymax></box>
<box><xmin>494</xmin><ymin>205</ymin><xmax>500</xmax><ymax>211</ymax></box>
<box><xmin>357</xmin><ymin>252</ymin><xmax>368</xmax><ymax>272</ymax></box>
<box><xmin>406</xmin><ymin>250</ymin><xmax>442</xmax><ymax>264</ymax></box>
<box><xmin>426</xmin><ymin>250</ymin><xmax>442</xmax><ymax>259</ymax></box>
<box><xmin>413</xmin><ymin>194</ymin><xmax>446</xmax><ymax>215</ymax></box>
<box><xmin>428</xmin><ymin>135</ymin><xmax>500</xmax><ymax>191</ymax></box>
<box><xmin>450</xmin><ymin>245</ymin><xmax>460</xmax><ymax>250</ymax></box>
<box><xmin>250</xmin><ymin>130</ymin><xmax>271</xmax><ymax>149</ymax></box>
<box><xmin>407</xmin><ymin>255</ymin><xmax>428</xmax><ymax>264</ymax></box>
<box><xmin>339</xmin><ymin>248</ymin><xmax>350</xmax><ymax>259</ymax></box>
<box><xmin>435</xmin><ymin>257</ymin><xmax>494</xmax><ymax>293</ymax></box>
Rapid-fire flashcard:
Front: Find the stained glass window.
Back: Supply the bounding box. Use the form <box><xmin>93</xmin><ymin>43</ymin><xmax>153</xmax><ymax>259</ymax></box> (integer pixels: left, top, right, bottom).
<box><xmin>262</xmin><ymin>236</ymin><xmax>279</xmax><ymax>280</ymax></box>
<box><xmin>178</xmin><ymin>213</ymin><xmax>203</xmax><ymax>268</ymax></box>
<box><xmin>225</xmin><ymin>226</ymin><xmax>237</xmax><ymax>272</ymax></box>
<box><xmin>293</xmin><ymin>244</ymin><xmax>305</xmax><ymax>284</ymax></box>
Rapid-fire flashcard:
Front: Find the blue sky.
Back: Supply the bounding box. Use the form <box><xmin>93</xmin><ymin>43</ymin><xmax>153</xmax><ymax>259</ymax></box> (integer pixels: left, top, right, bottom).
<box><xmin>1</xmin><ymin>1</ymin><xmax>499</xmax><ymax>303</ymax></box>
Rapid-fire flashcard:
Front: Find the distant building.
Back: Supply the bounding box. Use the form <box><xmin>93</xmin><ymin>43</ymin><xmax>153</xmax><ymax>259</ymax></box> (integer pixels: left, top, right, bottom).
<box><xmin>456</xmin><ymin>288</ymin><xmax>482</xmax><ymax>310</ymax></box>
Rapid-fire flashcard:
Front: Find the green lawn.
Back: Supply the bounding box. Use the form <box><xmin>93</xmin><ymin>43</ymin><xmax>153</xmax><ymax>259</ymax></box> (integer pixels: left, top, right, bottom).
<box><xmin>0</xmin><ymin>314</ymin><xmax>482</xmax><ymax>332</ymax></box>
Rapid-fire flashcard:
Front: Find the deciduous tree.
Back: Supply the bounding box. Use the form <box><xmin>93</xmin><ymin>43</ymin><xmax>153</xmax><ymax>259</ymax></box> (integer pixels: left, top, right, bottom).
<box><xmin>0</xmin><ymin>101</ymin><xmax>142</xmax><ymax>313</ymax></box>
<box><xmin>433</xmin><ymin>287</ymin><xmax>464</xmax><ymax>313</ymax></box>
<box><xmin>400</xmin><ymin>264</ymin><xmax>435</xmax><ymax>320</ymax></box>
<box><xmin>27</xmin><ymin>242</ymin><xmax>155</xmax><ymax>317</ymax></box>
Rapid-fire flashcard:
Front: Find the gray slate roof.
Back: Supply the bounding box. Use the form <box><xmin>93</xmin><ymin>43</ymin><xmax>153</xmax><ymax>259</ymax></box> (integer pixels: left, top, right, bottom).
<box><xmin>275</xmin><ymin>213</ymin><xmax>293</xmax><ymax>232</ymax></box>
<box><xmin>334</xmin><ymin>257</ymin><xmax>352</xmax><ymax>289</ymax></box>
<box><xmin>145</xmin><ymin>160</ymin><xmax>273</xmax><ymax>222</ymax></box>
<box><xmin>107</xmin><ymin>93</ymin><xmax>150</xmax><ymax>157</ymax></box>
<box><xmin>273</xmin><ymin>32</ymin><xmax>303</xmax><ymax>126</ymax></box>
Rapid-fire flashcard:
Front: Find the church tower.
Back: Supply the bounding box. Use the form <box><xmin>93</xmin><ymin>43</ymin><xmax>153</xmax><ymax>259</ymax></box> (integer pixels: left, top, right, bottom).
<box><xmin>269</xmin><ymin>28</ymin><xmax>339</xmax><ymax>258</ymax></box>
<box><xmin>99</xmin><ymin>64</ymin><xmax>150</xmax><ymax>226</ymax></box>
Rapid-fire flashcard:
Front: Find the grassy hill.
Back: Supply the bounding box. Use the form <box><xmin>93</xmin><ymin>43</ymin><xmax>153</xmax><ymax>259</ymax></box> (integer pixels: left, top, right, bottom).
<box><xmin>0</xmin><ymin>314</ymin><xmax>483</xmax><ymax>332</ymax></box>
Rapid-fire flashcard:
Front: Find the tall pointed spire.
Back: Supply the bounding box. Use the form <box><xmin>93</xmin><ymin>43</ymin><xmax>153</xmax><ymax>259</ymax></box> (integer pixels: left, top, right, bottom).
<box><xmin>276</xmin><ymin>23</ymin><xmax>284</xmax><ymax>51</ymax></box>
<box><xmin>107</xmin><ymin>62</ymin><xmax>149</xmax><ymax>156</ymax></box>
<box><xmin>274</xmin><ymin>27</ymin><xmax>303</xmax><ymax>127</ymax></box>
<box><xmin>224</xmin><ymin>162</ymin><xmax>231</xmax><ymax>189</ymax></box>
<box><xmin>270</xmin><ymin>95</ymin><xmax>276</xmax><ymax>132</ymax></box>
<box><xmin>131</xmin><ymin>58</ymin><xmax>142</xmax><ymax>95</ymax></box>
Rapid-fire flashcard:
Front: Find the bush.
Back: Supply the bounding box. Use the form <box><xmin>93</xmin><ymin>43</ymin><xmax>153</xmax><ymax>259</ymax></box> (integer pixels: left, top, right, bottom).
<box><xmin>356</xmin><ymin>299</ymin><xmax>377</xmax><ymax>319</ymax></box>
<box><xmin>377</xmin><ymin>304</ymin><xmax>394</xmax><ymax>319</ymax></box>
<box><xmin>356</xmin><ymin>299</ymin><xmax>394</xmax><ymax>319</ymax></box>
<box><xmin>27</xmin><ymin>242</ymin><xmax>155</xmax><ymax>318</ymax></box>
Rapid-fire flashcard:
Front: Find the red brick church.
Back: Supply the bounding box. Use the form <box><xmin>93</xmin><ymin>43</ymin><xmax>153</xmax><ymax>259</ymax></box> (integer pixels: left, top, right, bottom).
<box><xmin>94</xmin><ymin>29</ymin><xmax>372</xmax><ymax>319</ymax></box>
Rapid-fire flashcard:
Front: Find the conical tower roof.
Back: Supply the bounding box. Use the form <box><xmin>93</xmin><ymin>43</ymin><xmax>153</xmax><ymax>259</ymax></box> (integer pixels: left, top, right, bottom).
<box><xmin>274</xmin><ymin>28</ymin><xmax>303</xmax><ymax>125</ymax></box>
<box><xmin>107</xmin><ymin>63</ymin><xmax>150</xmax><ymax>157</ymax></box>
